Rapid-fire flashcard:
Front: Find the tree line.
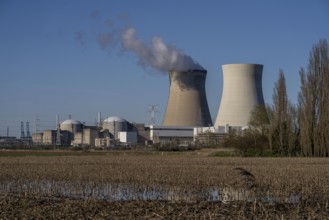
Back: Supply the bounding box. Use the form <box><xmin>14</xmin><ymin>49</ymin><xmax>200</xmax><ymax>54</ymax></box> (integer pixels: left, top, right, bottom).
<box><xmin>223</xmin><ymin>39</ymin><xmax>329</xmax><ymax>157</ymax></box>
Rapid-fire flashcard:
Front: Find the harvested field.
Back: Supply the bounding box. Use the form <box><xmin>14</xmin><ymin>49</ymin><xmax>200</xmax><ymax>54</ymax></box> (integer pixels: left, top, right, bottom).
<box><xmin>1</xmin><ymin>196</ymin><xmax>328</xmax><ymax>219</ymax></box>
<box><xmin>0</xmin><ymin>151</ymin><xmax>328</xmax><ymax>219</ymax></box>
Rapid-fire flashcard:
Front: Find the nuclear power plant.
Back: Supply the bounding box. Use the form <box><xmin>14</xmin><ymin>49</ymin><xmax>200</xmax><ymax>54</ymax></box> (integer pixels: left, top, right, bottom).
<box><xmin>153</xmin><ymin>64</ymin><xmax>265</xmax><ymax>144</ymax></box>
<box><xmin>162</xmin><ymin>69</ymin><xmax>213</xmax><ymax>127</ymax></box>
<box><xmin>1</xmin><ymin>25</ymin><xmax>268</xmax><ymax>147</ymax></box>
<box><xmin>2</xmin><ymin>63</ymin><xmax>266</xmax><ymax>147</ymax></box>
<box><xmin>214</xmin><ymin>64</ymin><xmax>265</xmax><ymax>128</ymax></box>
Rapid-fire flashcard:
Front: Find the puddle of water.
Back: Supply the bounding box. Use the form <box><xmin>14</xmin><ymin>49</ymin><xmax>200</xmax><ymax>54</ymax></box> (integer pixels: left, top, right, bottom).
<box><xmin>0</xmin><ymin>180</ymin><xmax>300</xmax><ymax>203</ymax></box>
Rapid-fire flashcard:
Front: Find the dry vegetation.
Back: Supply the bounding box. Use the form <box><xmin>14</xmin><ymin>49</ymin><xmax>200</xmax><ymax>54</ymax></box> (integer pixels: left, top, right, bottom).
<box><xmin>0</xmin><ymin>151</ymin><xmax>329</xmax><ymax>219</ymax></box>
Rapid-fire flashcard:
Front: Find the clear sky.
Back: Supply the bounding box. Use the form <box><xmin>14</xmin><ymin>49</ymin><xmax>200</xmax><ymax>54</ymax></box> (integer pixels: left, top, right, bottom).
<box><xmin>1</xmin><ymin>0</ymin><xmax>328</xmax><ymax>137</ymax></box>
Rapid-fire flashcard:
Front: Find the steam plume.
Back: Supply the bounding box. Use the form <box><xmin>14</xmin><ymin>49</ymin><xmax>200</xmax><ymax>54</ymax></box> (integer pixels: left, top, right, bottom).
<box><xmin>120</xmin><ymin>28</ymin><xmax>204</xmax><ymax>72</ymax></box>
<box><xmin>81</xmin><ymin>11</ymin><xmax>204</xmax><ymax>73</ymax></box>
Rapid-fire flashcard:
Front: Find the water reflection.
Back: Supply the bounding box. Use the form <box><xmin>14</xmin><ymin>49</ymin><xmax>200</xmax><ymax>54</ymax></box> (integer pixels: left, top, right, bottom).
<box><xmin>0</xmin><ymin>180</ymin><xmax>300</xmax><ymax>203</ymax></box>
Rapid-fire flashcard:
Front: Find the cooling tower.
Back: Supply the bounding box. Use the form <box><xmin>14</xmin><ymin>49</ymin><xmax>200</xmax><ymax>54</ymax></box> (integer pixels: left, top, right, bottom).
<box><xmin>214</xmin><ymin>64</ymin><xmax>265</xmax><ymax>128</ymax></box>
<box><xmin>162</xmin><ymin>69</ymin><xmax>213</xmax><ymax>127</ymax></box>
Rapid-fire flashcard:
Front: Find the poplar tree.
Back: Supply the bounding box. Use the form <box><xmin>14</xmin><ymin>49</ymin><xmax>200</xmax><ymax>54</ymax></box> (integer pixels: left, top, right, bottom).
<box><xmin>271</xmin><ymin>70</ymin><xmax>289</xmax><ymax>154</ymax></box>
<box><xmin>298</xmin><ymin>39</ymin><xmax>329</xmax><ymax>156</ymax></box>
<box><xmin>287</xmin><ymin>103</ymin><xmax>299</xmax><ymax>155</ymax></box>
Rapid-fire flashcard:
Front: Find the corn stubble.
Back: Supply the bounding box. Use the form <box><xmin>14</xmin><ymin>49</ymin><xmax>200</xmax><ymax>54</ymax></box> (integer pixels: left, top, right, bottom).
<box><xmin>0</xmin><ymin>154</ymin><xmax>328</xmax><ymax>219</ymax></box>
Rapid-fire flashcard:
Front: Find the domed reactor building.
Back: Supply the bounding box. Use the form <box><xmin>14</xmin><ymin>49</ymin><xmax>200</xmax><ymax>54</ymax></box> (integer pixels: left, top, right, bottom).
<box><xmin>60</xmin><ymin>119</ymin><xmax>83</xmax><ymax>133</ymax></box>
<box><xmin>102</xmin><ymin>116</ymin><xmax>128</xmax><ymax>139</ymax></box>
<box><xmin>215</xmin><ymin>64</ymin><xmax>265</xmax><ymax>129</ymax></box>
<box><xmin>162</xmin><ymin>69</ymin><xmax>213</xmax><ymax>127</ymax></box>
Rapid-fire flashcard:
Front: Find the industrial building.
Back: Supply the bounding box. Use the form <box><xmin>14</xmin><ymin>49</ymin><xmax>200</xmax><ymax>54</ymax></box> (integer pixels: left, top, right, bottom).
<box><xmin>150</xmin><ymin>126</ymin><xmax>195</xmax><ymax>144</ymax></box>
<box><xmin>42</xmin><ymin>130</ymin><xmax>57</xmax><ymax>145</ymax></box>
<box><xmin>0</xmin><ymin>136</ymin><xmax>18</xmax><ymax>147</ymax></box>
<box><xmin>102</xmin><ymin>116</ymin><xmax>128</xmax><ymax>140</ymax></box>
<box><xmin>31</xmin><ymin>116</ymin><xmax>141</xmax><ymax>147</ymax></box>
<box><xmin>0</xmin><ymin>122</ymin><xmax>32</xmax><ymax>147</ymax></box>
<box><xmin>28</xmin><ymin>63</ymin><xmax>265</xmax><ymax>147</ymax></box>
<box><xmin>71</xmin><ymin>126</ymin><xmax>99</xmax><ymax>146</ymax></box>
<box><xmin>153</xmin><ymin>64</ymin><xmax>266</xmax><ymax>145</ymax></box>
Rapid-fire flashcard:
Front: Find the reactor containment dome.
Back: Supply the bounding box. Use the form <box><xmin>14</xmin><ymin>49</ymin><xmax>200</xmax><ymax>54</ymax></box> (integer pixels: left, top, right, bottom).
<box><xmin>214</xmin><ymin>64</ymin><xmax>265</xmax><ymax>128</ymax></box>
<box><xmin>60</xmin><ymin>119</ymin><xmax>83</xmax><ymax>133</ymax></box>
<box><xmin>162</xmin><ymin>69</ymin><xmax>213</xmax><ymax>127</ymax></box>
<box><xmin>102</xmin><ymin>116</ymin><xmax>128</xmax><ymax>139</ymax></box>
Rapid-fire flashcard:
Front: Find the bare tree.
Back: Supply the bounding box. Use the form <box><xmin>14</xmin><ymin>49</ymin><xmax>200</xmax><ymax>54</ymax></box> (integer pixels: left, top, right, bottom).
<box><xmin>298</xmin><ymin>68</ymin><xmax>313</xmax><ymax>156</ymax></box>
<box><xmin>287</xmin><ymin>103</ymin><xmax>299</xmax><ymax>155</ymax></box>
<box><xmin>271</xmin><ymin>70</ymin><xmax>289</xmax><ymax>154</ymax></box>
<box><xmin>267</xmin><ymin>70</ymin><xmax>300</xmax><ymax>156</ymax></box>
<box><xmin>298</xmin><ymin>39</ymin><xmax>329</xmax><ymax>156</ymax></box>
<box><xmin>248</xmin><ymin>105</ymin><xmax>270</xmax><ymax>151</ymax></box>
<box><xmin>315</xmin><ymin>39</ymin><xmax>329</xmax><ymax>156</ymax></box>
<box><xmin>248</xmin><ymin>104</ymin><xmax>270</xmax><ymax>136</ymax></box>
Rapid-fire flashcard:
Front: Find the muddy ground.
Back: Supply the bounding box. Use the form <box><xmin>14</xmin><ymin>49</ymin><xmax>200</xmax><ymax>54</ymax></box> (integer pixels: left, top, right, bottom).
<box><xmin>0</xmin><ymin>195</ymin><xmax>328</xmax><ymax>219</ymax></box>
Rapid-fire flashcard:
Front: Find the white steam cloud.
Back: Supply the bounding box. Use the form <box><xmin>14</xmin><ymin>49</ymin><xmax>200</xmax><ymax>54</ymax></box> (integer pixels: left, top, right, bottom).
<box><xmin>76</xmin><ymin>11</ymin><xmax>204</xmax><ymax>73</ymax></box>
<box><xmin>120</xmin><ymin>28</ymin><xmax>204</xmax><ymax>72</ymax></box>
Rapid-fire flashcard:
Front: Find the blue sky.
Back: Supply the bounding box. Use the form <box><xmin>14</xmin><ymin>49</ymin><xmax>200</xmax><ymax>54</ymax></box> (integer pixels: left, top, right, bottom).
<box><xmin>1</xmin><ymin>0</ymin><xmax>328</xmax><ymax>137</ymax></box>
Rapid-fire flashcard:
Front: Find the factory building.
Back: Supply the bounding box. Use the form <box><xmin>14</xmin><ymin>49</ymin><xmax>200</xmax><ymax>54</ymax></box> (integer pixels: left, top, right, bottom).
<box><xmin>35</xmin><ymin>129</ymin><xmax>72</xmax><ymax>146</ymax></box>
<box><xmin>30</xmin><ymin>63</ymin><xmax>266</xmax><ymax>148</ymax></box>
<box><xmin>118</xmin><ymin>132</ymin><xmax>137</xmax><ymax>145</ymax></box>
<box><xmin>58</xmin><ymin>130</ymin><xmax>71</xmax><ymax>145</ymax></box>
<box><xmin>0</xmin><ymin>136</ymin><xmax>18</xmax><ymax>147</ymax></box>
<box><xmin>102</xmin><ymin>116</ymin><xmax>128</xmax><ymax>140</ymax></box>
<box><xmin>30</xmin><ymin>116</ymin><xmax>138</xmax><ymax>148</ymax></box>
<box><xmin>71</xmin><ymin>126</ymin><xmax>99</xmax><ymax>146</ymax></box>
<box><xmin>32</xmin><ymin>133</ymin><xmax>43</xmax><ymax>144</ymax></box>
<box><xmin>150</xmin><ymin>125</ymin><xmax>194</xmax><ymax>144</ymax></box>
<box><xmin>153</xmin><ymin>64</ymin><xmax>266</xmax><ymax>145</ymax></box>
<box><xmin>94</xmin><ymin>129</ymin><xmax>111</xmax><ymax>148</ymax></box>
<box><xmin>60</xmin><ymin>119</ymin><xmax>83</xmax><ymax>142</ymax></box>
<box><xmin>193</xmin><ymin>126</ymin><xmax>228</xmax><ymax>145</ymax></box>
<box><xmin>129</xmin><ymin>123</ymin><xmax>150</xmax><ymax>145</ymax></box>
<box><xmin>94</xmin><ymin>116</ymin><xmax>139</xmax><ymax>147</ymax></box>
<box><xmin>42</xmin><ymin>130</ymin><xmax>57</xmax><ymax>145</ymax></box>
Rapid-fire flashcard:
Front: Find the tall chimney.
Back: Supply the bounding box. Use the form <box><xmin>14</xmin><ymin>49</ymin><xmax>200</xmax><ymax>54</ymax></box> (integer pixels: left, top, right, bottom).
<box><xmin>215</xmin><ymin>64</ymin><xmax>265</xmax><ymax>128</ymax></box>
<box><xmin>56</xmin><ymin>115</ymin><xmax>59</xmax><ymax>128</ymax></box>
<box><xmin>97</xmin><ymin>112</ymin><xmax>102</xmax><ymax>127</ymax></box>
<box><xmin>162</xmin><ymin>69</ymin><xmax>213</xmax><ymax>127</ymax></box>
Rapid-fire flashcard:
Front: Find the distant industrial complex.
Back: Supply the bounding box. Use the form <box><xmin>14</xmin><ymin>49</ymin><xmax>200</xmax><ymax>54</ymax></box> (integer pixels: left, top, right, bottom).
<box><xmin>0</xmin><ymin>64</ymin><xmax>265</xmax><ymax>148</ymax></box>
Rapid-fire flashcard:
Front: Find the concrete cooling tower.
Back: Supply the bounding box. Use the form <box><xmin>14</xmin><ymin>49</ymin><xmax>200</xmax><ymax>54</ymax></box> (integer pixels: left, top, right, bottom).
<box><xmin>215</xmin><ymin>64</ymin><xmax>265</xmax><ymax>128</ymax></box>
<box><xmin>162</xmin><ymin>69</ymin><xmax>213</xmax><ymax>127</ymax></box>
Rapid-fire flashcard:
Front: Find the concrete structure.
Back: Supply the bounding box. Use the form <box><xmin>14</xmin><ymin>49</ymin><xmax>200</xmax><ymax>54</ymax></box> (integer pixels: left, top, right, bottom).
<box><xmin>32</xmin><ymin>118</ymin><xmax>106</xmax><ymax>147</ymax></box>
<box><xmin>95</xmin><ymin>137</ymin><xmax>112</xmax><ymax>148</ymax></box>
<box><xmin>57</xmin><ymin>130</ymin><xmax>71</xmax><ymax>146</ymax></box>
<box><xmin>42</xmin><ymin>130</ymin><xmax>57</xmax><ymax>144</ymax></box>
<box><xmin>0</xmin><ymin>136</ymin><xmax>18</xmax><ymax>147</ymax></box>
<box><xmin>193</xmin><ymin>127</ymin><xmax>226</xmax><ymax>145</ymax></box>
<box><xmin>162</xmin><ymin>69</ymin><xmax>213</xmax><ymax>127</ymax></box>
<box><xmin>95</xmin><ymin>130</ymin><xmax>112</xmax><ymax>148</ymax></box>
<box><xmin>215</xmin><ymin>64</ymin><xmax>265</xmax><ymax>128</ymax></box>
<box><xmin>83</xmin><ymin>127</ymin><xmax>99</xmax><ymax>146</ymax></box>
<box><xmin>150</xmin><ymin>125</ymin><xmax>194</xmax><ymax>144</ymax></box>
<box><xmin>32</xmin><ymin>133</ymin><xmax>43</xmax><ymax>143</ymax></box>
<box><xmin>32</xmin><ymin>130</ymin><xmax>71</xmax><ymax>146</ymax></box>
<box><xmin>118</xmin><ymin>132</ymin><xmax>137</xmax><ymax>144</ymax></box>
<box><xmin>102</xmin><ymin>116</ymin><xmax>128</xmax><ymax>139</ymax></box>
<box><xmin>71</xmin><ymin>126</ymin><xmax>99</xmax><ymax>146</ymax></box>
<box><xmin>59</xmin><ymin>119</ymin><xmax>83</xmax><ymax>144</ymax></box>
<box><xmin>60</xmin><ymin>119</ymin><xmax>83</xmax><ymax>133</ymax></box>
<box><xmin>129</xmin><ymin>123</ymin><xmax>150</xmax><ymax>145</ymax></box>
